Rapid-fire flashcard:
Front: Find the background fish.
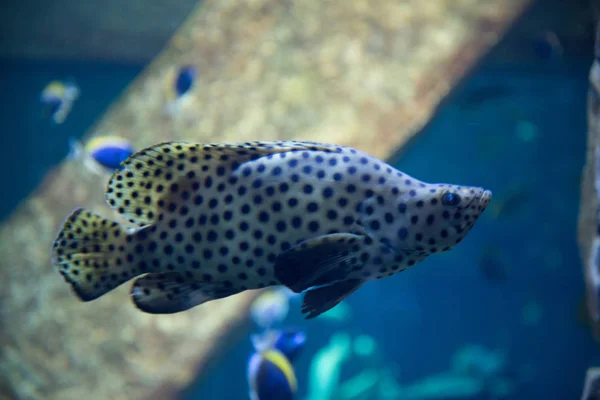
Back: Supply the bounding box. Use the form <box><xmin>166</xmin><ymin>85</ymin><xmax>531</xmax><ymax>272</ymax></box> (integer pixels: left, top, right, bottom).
<box><xmin>163</xmin><ymin>65</ymin><xmax>197</xmax><ymax>116</ymax></box>
<box><xmin>174</xmin><ymin>65</ymin><xmax>196</xmax><ymax>99</ymax></box>
<box><xmin>40</xmin><ymin>79</ymin><xmax>80</xmax><ymax>124</ymax></box>
<box><xmin>247</xmin><ymin>348</ymin><xmax>297</xmax><ymax>400</ymax></box>
<box><xmin>51</xmin><ymin>140</ymin><xmax>491</xmax><ymax>319</ymax></box>
<box><xmin>250</xmin><ymin>287</ymin><xmax>293</xmax><ymax>329</ymax></box>
<box><xmin>68</xmin><ymin>135</ymin><xmax>135</xmax><ymax>174</ymax></box>
<box><xmin>251</xmin><ymin>329</ymin><xmax>307</xmax><ymax>363</ymax></box>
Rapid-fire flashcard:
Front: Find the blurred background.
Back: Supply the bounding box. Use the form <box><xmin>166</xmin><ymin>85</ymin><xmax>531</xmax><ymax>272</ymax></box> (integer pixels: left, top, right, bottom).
<box><xmin>1</xmin><ymin>0</ymin><xmax>599</xmax><ymax>399</ymax></box>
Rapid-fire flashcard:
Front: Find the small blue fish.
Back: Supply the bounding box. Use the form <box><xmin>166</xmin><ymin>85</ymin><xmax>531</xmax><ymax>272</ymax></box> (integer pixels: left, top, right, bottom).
<box><xmin>247</xmin><ymin>348</ymin><xmax>297</xmax><ymax>400</ymax></box>
<box><xmin>85</xmin><ymin>136</ymin><xmax>134</xmax><ymax>170</ymax></box>
<box><xmin>163</xmin><ymin>65</ymin><xmax>198</xmax><ymax>116</ymax></box>
<box><xmin>272</xmin><ymin>329</ymin><xmax>306</xmax><ymax>363</ymax></box>
<box><xmin>251</xmin><ymin>329</ymin><xmax>306</xmax><ymax>363</ymax></box>
<box><xmin>68</xmin><ymin>136</ymin><xmax>134</xmax><ymax>174</ymax></box>
<box><xmin>175</xmin><ymin>65</ymin><xmax>197</xmax><ymax>98</ymax></box>
<box><xmin>40</xmin><ymin>80</ymin><xmax>80</xmax><ymax>124</ymax></box>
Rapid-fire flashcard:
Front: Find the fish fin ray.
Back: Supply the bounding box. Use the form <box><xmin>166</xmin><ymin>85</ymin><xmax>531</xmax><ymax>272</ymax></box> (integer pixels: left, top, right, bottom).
<box><xmin>274</xmin><ymin>233</ymin><xmax>365</xmax><ymax>293</ymax></box>
<box><xmin>131</xmin><ymin>272</ymin><xmax>238</xmax><ymax>314</ymax></box>
<box><xmin>106</xmin><ymin>141</ymin><xmax>341</xmax><ymax>226</ymax></box>
<box><xmin>301</xmin><ymin>279</ymin><xmax>364</xmax><ymax>319</ymax></box>
<box><xmin>51</xmin><ymin>208</ymin><xmax>141</xmax><ymax>301</ymax></box>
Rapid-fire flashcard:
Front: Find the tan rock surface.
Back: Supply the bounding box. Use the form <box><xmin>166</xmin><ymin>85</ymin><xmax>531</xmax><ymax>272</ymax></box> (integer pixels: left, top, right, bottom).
<box><xmin>0</xmin><ymin>0</ymin><xmax>532</xmax><ymax>399</ymax></box>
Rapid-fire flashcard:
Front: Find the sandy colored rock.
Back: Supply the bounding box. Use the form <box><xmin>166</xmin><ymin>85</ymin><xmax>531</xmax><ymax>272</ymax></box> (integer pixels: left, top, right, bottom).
<box><xmin>0</xmin><ymin>0</ymin><xmax>532</xmax><ymax>399</ymax></box>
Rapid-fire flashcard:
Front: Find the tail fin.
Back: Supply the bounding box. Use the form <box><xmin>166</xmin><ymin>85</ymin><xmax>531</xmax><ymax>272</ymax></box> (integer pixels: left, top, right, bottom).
<box><xmin>51</xmin><ymin>208</ymin><xmax>143</xmax><ymax>301</ymax></box>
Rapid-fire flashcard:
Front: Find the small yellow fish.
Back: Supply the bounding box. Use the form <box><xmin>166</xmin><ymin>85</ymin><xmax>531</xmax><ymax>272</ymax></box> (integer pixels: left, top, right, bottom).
<box><xmin>40</xmin><ymin>80</ymin><xmax>79</xmax><ymax>124</ymax></box>
<box><xmin>51</xmin><ymin>141</ymin><xmax>491</xmax><ymax>319</ymax></box>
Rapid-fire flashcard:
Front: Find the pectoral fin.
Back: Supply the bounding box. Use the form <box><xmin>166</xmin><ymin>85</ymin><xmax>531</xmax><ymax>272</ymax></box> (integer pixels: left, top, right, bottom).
<box><xmin>274</xmin><ymin>233</ymin><xmax>366</xmax><ymax>293</ymax></box>
<box><xmin>301</xmin><ymin>279</ymin><xmax>364</xmax><ymax>319</ymax></box>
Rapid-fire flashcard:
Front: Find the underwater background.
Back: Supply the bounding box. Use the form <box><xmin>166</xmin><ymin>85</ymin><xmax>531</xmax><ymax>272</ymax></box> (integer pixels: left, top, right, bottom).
<box><xmin>1</xmin><ymin>0</ymin><xmax>599</xmax><ymax>399</ymax></box>
<box><xmin>185</xmin><ymin>6</ymin><xmax>599</xmax><ymax>399</ymax></box>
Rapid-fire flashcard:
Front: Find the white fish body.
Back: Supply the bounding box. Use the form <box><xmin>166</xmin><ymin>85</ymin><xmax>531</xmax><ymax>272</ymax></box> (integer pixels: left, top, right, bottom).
<box><xmin>52</xmin><ymin>141</ymin><xmax>491</xmax><ymax>318</ymax></box>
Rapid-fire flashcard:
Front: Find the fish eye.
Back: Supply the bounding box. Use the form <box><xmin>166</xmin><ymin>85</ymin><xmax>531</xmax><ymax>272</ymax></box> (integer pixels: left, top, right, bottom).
<box><xmin>441</xmin><ymin>192</ymin><xmax>461</xmax><ymax>206</ymax></box>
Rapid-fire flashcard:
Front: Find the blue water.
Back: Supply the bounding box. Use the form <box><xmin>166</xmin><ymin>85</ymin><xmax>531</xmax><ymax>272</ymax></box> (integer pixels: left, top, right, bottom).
<box><xmin>0</xmin><ymin>58</ymin><xmax>141</xmax><ymax>222</ymax></box>
<box><xmin>185</xmin><ymin>40</ymin><xmax>598</xmax><ymax>400</ymax></box>
<box><xmin>389</xmin><ymin>60</ymin><xmax>595</xmax><ymax>397</ymax></box>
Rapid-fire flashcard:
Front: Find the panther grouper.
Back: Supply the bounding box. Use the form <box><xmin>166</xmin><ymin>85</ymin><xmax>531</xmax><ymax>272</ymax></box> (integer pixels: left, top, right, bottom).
<box><xmin>51</xmin><ymin>141</ymin><xmax>491</xmax><ymax>319</ymax></box>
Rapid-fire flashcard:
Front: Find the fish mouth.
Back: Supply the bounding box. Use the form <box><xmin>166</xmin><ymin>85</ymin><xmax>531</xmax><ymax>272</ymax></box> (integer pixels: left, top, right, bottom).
<box><xmin>478</xmin><ymin>189</ymin><xmax>492</xmax><ymax>209</ymax></box>
<box><xmin>456</xmin><ymin>188</ymin><xmax>492</xmax><ymax>230</ymax></box>
<box><xmin>466</xmin><ymin>188</ymin><xmax>492</xmax><ymax>208</ymax></box>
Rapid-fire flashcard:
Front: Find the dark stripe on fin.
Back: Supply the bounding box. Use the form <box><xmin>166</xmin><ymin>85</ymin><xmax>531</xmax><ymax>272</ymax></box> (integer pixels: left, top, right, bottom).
<box><xmin>131</xmin><ymin>272</ymin><xmax>238</xmax><ymax>314</ymax></box>
<box><xmin>106</xmin><ymin>141</ymin><xmax>341</xmax><ymax>226</ymax></box>
<box><xmin>274</xmin><ymin>233</ymin><xmax>365</xmax><ymax>293</ymax></box>
<box><xmin>51</xmin><ymin>208</ymin><xmax>141</xmax><ymax>301</ymax></box>
<box><xmin>301</xmin><ymin>279</ymin><xmax>363</xmax><ymax>319</ymax></box>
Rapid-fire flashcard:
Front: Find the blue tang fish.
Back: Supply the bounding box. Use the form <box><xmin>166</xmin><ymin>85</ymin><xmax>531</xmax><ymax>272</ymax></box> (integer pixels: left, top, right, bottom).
<box><xmin>163</xmin><ymin>65</ymin><xmax>197</xmax><ymax>116</ymax></box>
<box><xmin>248</xmin><ymin>347</ymin><xmax>297</xmax><ymax>400</ymax></box>
<box><xmin>84</xmin><ymin>136</ymin><xmax>134</xmax><ymax>170</ymax></box>
<box><xmin>69</xmin><ymin>136</ymin><xmax>134</xmax><ymax>173</ymax></box>
<box><xmin>174</xmin><ymin>65</ymin><xmax>196</xmax><ymax>98</ymax></box>
<box><xmin>252</xmin><ymin>329</ymin><xmax>307</xmax><ymax>363</ymax></box>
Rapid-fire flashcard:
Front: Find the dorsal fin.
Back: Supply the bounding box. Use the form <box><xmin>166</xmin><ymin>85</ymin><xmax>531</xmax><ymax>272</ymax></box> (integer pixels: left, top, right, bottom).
<box><xmin>105</xmin><ymin>140</ymin><xmax>341</xmax><ymax>226</ymax></box>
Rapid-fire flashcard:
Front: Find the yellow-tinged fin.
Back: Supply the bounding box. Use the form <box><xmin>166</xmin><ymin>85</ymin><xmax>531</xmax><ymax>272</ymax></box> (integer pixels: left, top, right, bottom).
<box><xmin>263</xmin><ymin>349</ymin><xmax>298</xmax><ymax>392</ymax></box>
<box><xmin>105</xmin><ymin>140</ymin><xmax>341</xmax><ymax>226</ymax></box>
<box><xmin>51</xmin><ymin>208</ymin><xmax>143</xmax><ymax>301</ymax></box>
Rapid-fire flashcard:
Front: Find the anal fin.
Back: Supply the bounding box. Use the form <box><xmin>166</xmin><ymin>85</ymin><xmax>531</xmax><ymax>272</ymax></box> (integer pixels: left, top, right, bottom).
<box><xmin>131</xmin><ymin>272</ymin><xmax>238</xmax><ymax>314</ymax></box>
<box><xmin>301</xmin><ymin>279</ymin><xmax>363</xmax><ymax>319</ymax></box>
<box><xmin>274</xmin><ymin>233</ymin><xmax>365</xmax><ymax>293</ymax></box>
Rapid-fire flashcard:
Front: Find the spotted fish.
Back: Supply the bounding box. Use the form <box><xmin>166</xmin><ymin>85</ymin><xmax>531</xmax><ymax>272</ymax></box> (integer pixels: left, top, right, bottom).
<box><xmin>51</xmin><ymin>141</ymin><xmax>491</xmax><ymax>318</ymax></box>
